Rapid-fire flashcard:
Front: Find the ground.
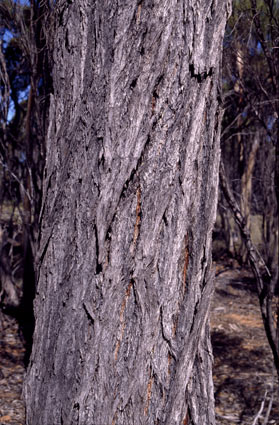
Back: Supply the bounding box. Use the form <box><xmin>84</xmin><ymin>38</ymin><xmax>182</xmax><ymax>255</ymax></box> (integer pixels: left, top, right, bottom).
<box><xmin>0</xmin><ymin>265</ymin><xmax>278</xmax><ymax>425</ymax></box>
<box><xmin>0</xmin><ymin>312</ymin><xmax>25</xmax><ymax>425</ymax></box>
<box><xmin>212</xmin><ymin>263</ymin><xmax>279</xmax><ymax>425</ymax></box>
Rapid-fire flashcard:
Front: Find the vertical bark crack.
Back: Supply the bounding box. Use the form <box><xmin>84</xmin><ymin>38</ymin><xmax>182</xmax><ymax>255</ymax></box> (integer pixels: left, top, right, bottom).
<box><xmin>94</xmin><ymin>224</ymin><xmax>103</xmax><ymax>274</ymax></box>
<box><xmin>133</xmin><ymin>187</ymin><xmax>142</xmax><ymax>247</ymax></box>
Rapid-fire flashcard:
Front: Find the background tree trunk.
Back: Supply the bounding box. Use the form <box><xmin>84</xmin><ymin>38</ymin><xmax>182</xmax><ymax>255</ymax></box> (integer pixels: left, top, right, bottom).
<box><xmin>24</xmin><ymin>1</ymin><xmax>231</xmax><ymax>424</ymax></box>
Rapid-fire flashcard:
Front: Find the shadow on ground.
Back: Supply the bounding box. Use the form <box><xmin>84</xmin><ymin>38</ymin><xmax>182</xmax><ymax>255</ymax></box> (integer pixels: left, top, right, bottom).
<box><xmin>211</xmin><ymin>267</ymin><xmax>279</xmax><ymax>425</ymax></box>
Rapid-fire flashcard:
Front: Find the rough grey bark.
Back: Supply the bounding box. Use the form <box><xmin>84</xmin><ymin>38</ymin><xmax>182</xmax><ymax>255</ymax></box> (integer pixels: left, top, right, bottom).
<box><xmin>24</xmin><ymin>1</ymin><xmax>231</xmax><ymax>424</ymax></box>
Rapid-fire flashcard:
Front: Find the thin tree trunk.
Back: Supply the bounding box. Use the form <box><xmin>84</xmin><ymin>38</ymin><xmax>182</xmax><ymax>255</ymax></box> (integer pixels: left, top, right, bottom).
<box><xmin>239</xmin><ymin>133</ymin><xmax>260</xmax><ymax>261</ymax></box>
<box><xmin>24</xmin><ymin>1</ymin><xmax>231</xmax><ymax>424</ymax></box>
<box><xmin>219</xmin><ymin>160</ymin><xmax>279</xmax><ymax>380</ymax></box>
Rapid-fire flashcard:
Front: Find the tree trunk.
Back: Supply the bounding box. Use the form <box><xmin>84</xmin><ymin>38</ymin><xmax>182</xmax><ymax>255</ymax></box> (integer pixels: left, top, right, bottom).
<box><xmin>24</xmin><ymin>1</ymin><xmax>231</xmax><ymax>424</ymax></box>
<box><xmin>239</xmin><ymin>133</ymin><xmax>260</xmax><ymax>262</ymax></box>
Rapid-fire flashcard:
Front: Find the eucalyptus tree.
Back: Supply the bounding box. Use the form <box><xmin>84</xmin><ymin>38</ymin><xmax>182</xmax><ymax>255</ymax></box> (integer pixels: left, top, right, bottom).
<box><xmin>23</xmin><ymin>1</ymin><xmax>231</xmax><ymax>424</ymax></box>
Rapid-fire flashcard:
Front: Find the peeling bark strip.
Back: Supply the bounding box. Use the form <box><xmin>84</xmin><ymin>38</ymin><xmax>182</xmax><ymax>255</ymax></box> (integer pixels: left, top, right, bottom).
<box><xmin>144</xmin><ymin>368</ymin><xmax>153</xmax><ymax>416</ymax></box>
<box><xmin>24</xmin><ymin>1</ymin><xmax>231</xmax><ymax>424</ymax></box>
<box><xmin>114</xmin><ymin>280</ymin><xmax>133</xmax><ymax>361</ymax></box>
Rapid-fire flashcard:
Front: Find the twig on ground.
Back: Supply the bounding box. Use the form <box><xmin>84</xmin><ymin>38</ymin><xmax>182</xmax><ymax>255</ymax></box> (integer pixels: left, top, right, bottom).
<box><xmin>263</xmin><ymin>367</ymin><xmax>275</xmax><ymax>425</ymax></box>
<box><xmin>251</xmin><ymin>390</ymin><xmax>267</xmax><ymax>425</ymax></box>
